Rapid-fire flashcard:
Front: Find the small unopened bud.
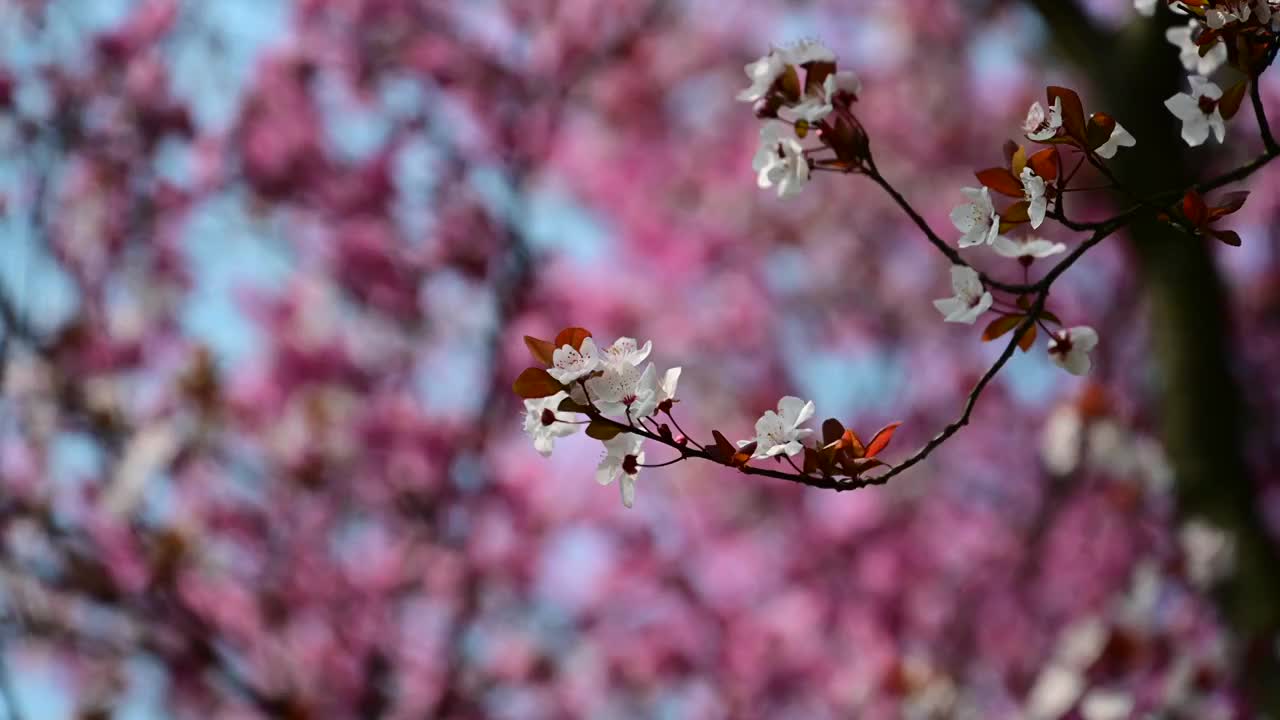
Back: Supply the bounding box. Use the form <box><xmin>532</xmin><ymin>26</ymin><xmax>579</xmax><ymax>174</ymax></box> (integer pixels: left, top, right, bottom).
<box><xmin>675</xmin><ymin>434</ymin><xmax>688</xmax><ymax>446</ymax></box>
<box><xmin>658</xmin><ymin>423</ymin><xmax>673</xmax><ymax>440</ymax></box>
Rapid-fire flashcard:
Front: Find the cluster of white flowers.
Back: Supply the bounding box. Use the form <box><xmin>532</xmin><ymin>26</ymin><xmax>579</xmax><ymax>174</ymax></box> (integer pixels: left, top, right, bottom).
<box><xmin>935</xmin><ymin>92</ymin><xmax>1124</xmax><ymax>374</ymax></box>
<box><xmin>523</xmin><ymin>335</ymin><xmax>680</xmax><ymax>508</ymax></box>
<box><xmin>738</xmin><ymin>39</ymin><xmax>861</xmax><ymax>198</ymax></box>
<box><xmin>1145</xmin><ymin>1</ymin><xmax>1280</xmax><ymax>145</ymax></box>
<box><xmin>522</xmin><ymin>334</ymin><xmax>833</xmax><ymax>505</ymax></box>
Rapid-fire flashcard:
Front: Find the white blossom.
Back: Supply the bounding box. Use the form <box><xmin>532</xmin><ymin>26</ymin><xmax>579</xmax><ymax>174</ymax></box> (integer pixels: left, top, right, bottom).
<box><xmin>737</xmin><ymin>48</ymin><xmax>788</xmax><ymax>102</ymax></box>
<box><xmin>1134</xmin><ymin>0</ymin><xmax>1158</xmax><ymax>16</ymax></box>
<box><xmin>992</xmin><ymin>235</ymin><xmax>1067</xmax><ymax>261</ymax></box>
<box><xmin>585</xmin><ymin>360</ymin><xmax>644</xmax><ymax>418</ymax></box>
<box><xmin>1048</xmin><ymin>326</ymin><xmax>1099</xmax><ymax>376</ymax></box>
<box><xmin>783</xmin><ymin>38</ymin><xmax>836</xmax><ymax>66</ymax></box>
<box><xmin>1179</xmin><ymin>519</ymin><xmax>1236</xmax><ymax>588</ymax></box>
<box><xmin>522</xmin><ymin>391</ymin><xmax>579</xmax><ymax>457</ymax></box>
<box><xmin>1206</xmin><ymin>0</ymin><xmax>1250</xmax><ymax>28</ymax></box>
<box><xmin>1081</xmin><ymin>690</ymin><xmax>1134</xmax><ymax>720</ymax></box>
<box><xmin>1020</xmin><ymin>167</ymin><xmax>1048</xmax><ymax>229</ymax></box>
<box><xmin>951</xmin><ymin>186</ymin><xmax>1000</xmax><ymax>247</ymax></box>
<box><xmin>753</xmin><ymin>121</ymin><xmax>810</xmax><ymax>198</ymax></box>
<box><xmin>549</xmin><ymin>337</ymin><xmax>601</xmax><ymax>383</ymax></box>
<box><xmin>933</xmin><ymin>265</ymin><xmax>993</xmax><ymax>324</ymax></box>
<box><xmin>824</xmin><ymin>69</ymin><xmax>861</xmax><ymax>100</ymax></box>
<box><xmin>597</xmin><ymin>433</ymin><xmax>645</xmax><ymax>508</ymax></box>
<box><xmin>1254</xmin><ymin>0</ymin><xmax>1277</xmax><ymax>26</ymax></box>
<box><xmin>602</xmin><ymin>336</ymin><xmax>652</xmax><ymax>367</ymax></box>
<box><xmin>1165</xmin><ymin>76</ymin><xmax>1226</xmax><ymax>147</ymax></box>
<box><xmin>780</xmin><ymin>70</ymin><xmax>860</xmax><ymax>124</ymax></box>
<box><xmin>1094</xmin><ymin>121</ymin><xmax>1137</xmax><ymax>159</ymax></box>
<box><xmin>1024</xmin><ymin>98</ymin><xmax>1063</xmax><ymax>142</ymax></box>
<box><xmin>741</xmin><ymin>395</ymin><xmax>815</xmax><ymax>458</ymax></box>
<box><xmin>1166</xmin><ymin>21</ymin><xmax>1227</xmax><ymax>76</ymax></box>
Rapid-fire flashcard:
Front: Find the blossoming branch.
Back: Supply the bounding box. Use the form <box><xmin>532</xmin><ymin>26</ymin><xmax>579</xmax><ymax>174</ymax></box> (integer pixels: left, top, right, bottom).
<box><xmin>515</xmin><ymin>1</ymin><xmax>1280</xmax><ymax>507</ymax></box>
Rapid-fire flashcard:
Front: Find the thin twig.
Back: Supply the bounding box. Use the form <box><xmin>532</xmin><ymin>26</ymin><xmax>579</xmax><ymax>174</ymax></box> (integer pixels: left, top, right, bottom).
<box><xmin>861</xmin><ymin>291</ymin><xmax>1048</xmax><ymax>485</ymax></box>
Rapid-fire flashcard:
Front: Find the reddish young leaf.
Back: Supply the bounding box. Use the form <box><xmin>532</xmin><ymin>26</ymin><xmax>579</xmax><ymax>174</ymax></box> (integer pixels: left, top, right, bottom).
<box><xmin>553</xmin><ymin>327</ymin><xmax>592</xmax><ymax>351</ymax></box>
<box><xmin>1016</xmin><ymin>323</ymin><xmax>1037</xmax><ymax>353</ymax></box>
<box><xmin>982</xmin><ymin>314</ymin><xmax>1022</xmax><ymax>342</ymax></box>
<box><xmin>1219</xmin><ymin>80</ymin><xmax>1247</xmax><ymax>121</ymax></box>
<box><xmin>822</xmin><ymin>418</ymin><xmax>846</xmax><ymax>446</ymax></box>
<box><xmin>1085</xmin><ymin>113</ymin><xmax>1117</xmax><ymax>151</ymax></box>
<box><xmin>524</xmin><ymin>335</ymin><xmax>556</xmax><ymax>366</ymax></box>
<box><xmin>1182</xmin><ymin>190</ymin><xmax>1208</xmax><ymax>228</ymax></box>
<box><xmin>513</xmin><ymin>367</ymin><xmax>564</xmax><ymax>399</ymax></box>
<box><xmin>1047</xmin><ymin>86</ymin><xmax>1086</xmax><ymax>142</ymax></box>
<box><xmin>1214</xmin><ymin>190</ymin><xmax>1249</xmax><ymax>216</ymax></box>
<box><xmin>585</xmin><ymin>420</ymin><xmax>624</xmax><ymax>441</ymax></box>
<box><xmin>558</xmin><ymin>397</ymin><xmax>591</xmax><ymax>413</ymax></box>
<box><xmin>1210</xmin><ymin>229</ymin><xmax>1242</xmax><ymax>246</ymax></box>
<box><xmin>803</xmin><ymin>447</ymin><xmax>822</xmax><ymax>475</ymax></box>
<box><xmin>1027</xmin><ymin>147</ymin><xmax>1059</xmax><ymax>182</ymax></box>
<box><xmin>840</xmin><ymin>456</ymin><xmax>885</xmax><ymax>477</ymax></box>
<box><xmin>731</xmin><ymin>442</ymin><xmax>757</xmax><ymax>469</ymax></box>
<box><xmin>865</xmin><ymin>421</ymin><xmax>902</xmax><ymax>458</ymax></box>
<box><xmin>975</xmin><ymin>167</ymin><xmax>1024</xmax><ymax>198</ymax></box>
<box><xmin>710</xmin><ymin>430</ymin><xmax>737</xmax><ymax>464</ymax></box>
<box><xmin>842</xmin><ymin>428</ymin><xmax>867</xmax><ymax>458</ymax></box>
<box><xmin>1039</xmin><ymin>309</ymin><xmax>1062</xmax><ymax>326</ymax></box>
<box><xmin>1010</xmin><ymin>145</ymin><xmax>1028</xmax><ymax>176</ymax></box>
<box><xmin>1002</xmin><ymin>200</ymin><xmax>1031</xmax><ymax>224</ymax></box>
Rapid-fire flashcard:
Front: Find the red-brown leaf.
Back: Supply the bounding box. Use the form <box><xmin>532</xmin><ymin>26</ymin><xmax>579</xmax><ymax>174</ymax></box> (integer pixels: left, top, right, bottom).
<box><xmin>1047</xmin><ymin>86</ymin><xmax>1087</xmax><ymax>142</ymax></box>
<box><xmin>975</xmin><ymin>167</ymin><xmax>1024</xmax><ymax>198</ymax></box>
<box><xmin>865</xmin><ymin>422</ymin><xmax>902</xmax><ymax>458</ymax></box>
<box><xmin>1016</xmin><ymin>323</ymin><xmax>1037</xmax><ymax>353</ymax></box>
<box><xmin>1219</xmin><ymin>80</ymin><xmax>1247</xmax><ymax>121</ymax></box>
<box><xmin>553</xmin><ymin>327</ymin><xmax>592</xmax><ymax>351</ymax></box>
<box><xmin>513</xmin><ymin>367</ymin><xmax>564</xmax><ymax>399</ymax></box>
<box><xmin>1210</xmin><ymin>229</ymin><xmax>1242</xmax><ymax>246</ymax></box>
<box><xmin>1182</xmin><ymin>190</ymin><xmax>1208</xmax><ymax>228</ymax></box>
<box><xmin>1085</xmin><ymin>112</ymin><xmax>1117</xmax><ymax>151</ymax></box>
<box><xmin>585</xmin><ymin>421</ymin><xmax>624</xmax><ymax>441</ymax></box>
<box><xmin>822</xmin><ymin>418</ymin><xmax>846</xmax><ymax>446</ymax></box>
<box><xmin>1001</xmin><ymin>200</ymin><xmax>1031</xmax><ymax>224</ymax></box>
<box><xmin>710</xmin><ymin>430</ymin><xmax>737</xmax><ymax>464</ymax></box>
<box><xmin>524</xmin><ymin>336</ymin><xmax>556</xmax><ymax>366</ymax></box>
<box><xmin>1214</xmin><ymin>190</ymin><xmax>1249</xmax><ymax>216</ymax></box>
<box><xmin>1027</xmin><ymin>147</ymin><xmax>1059</xmax><ymax>182</ymax></box>
<box><xmin>982</xmin><ymin>314</ymin><xmax>1023</xmax><ymax>342</ymax></box>
<box><xmin>842</xmin><ymin>428</ymin><xmax>867</xmax><ymax>458</ymax></box>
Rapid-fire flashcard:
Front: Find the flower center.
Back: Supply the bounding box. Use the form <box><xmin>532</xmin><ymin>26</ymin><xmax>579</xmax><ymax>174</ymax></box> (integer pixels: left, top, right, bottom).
<box><xmin>541</xmin><ymin>409</ymin><xmax>557</xmax><ymax>426</ymax></box>
<box><xmin>1198</xmin><ymin>95</ymin><xmax>1218</xmax><ymax>115</ymax></box>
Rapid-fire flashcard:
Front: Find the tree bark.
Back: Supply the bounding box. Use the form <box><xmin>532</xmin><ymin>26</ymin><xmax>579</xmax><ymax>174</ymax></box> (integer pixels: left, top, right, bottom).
<box><xmin>1024</xmin><ymin>2</ymin><xmax>1280</xmax><ymax>714</ymax></box>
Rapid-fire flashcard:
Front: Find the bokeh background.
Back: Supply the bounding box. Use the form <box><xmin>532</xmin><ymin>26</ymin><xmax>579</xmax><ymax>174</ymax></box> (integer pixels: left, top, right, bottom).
<box><xmin>1</xmin><ymin>0</ymin><xmax>1279</xmax><ymax>717</ymax></box>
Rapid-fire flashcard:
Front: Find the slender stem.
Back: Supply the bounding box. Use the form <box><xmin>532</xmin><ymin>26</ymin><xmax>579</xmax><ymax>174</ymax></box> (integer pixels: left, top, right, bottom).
<box><xmin>863</xmin><ymin>169</ymin><xmax>1027</xmax><ymax>294</ymax></box>
<box><xmin>638</xmin><ymin>456</ymin><xmax>687</xmax><ymax>469</ymax></box>
<box><xmin>1252</xmin><ymin>70</ymin><xmax>1279</xmax><ymax>156</ymax></box>
<box><xmin>663</xmin><ymin>409</ymin><xmax>705</xmax><ymax>450</ymax></box>
<box><xmin>783</xmin><ymin>454</ymin><xmax>806</xmax><ymax>475</ymax></box>
<box><xmin>860</xmin><ymin>290</ymin><xmax>1050</xmax><ymax>486</ymax></box>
